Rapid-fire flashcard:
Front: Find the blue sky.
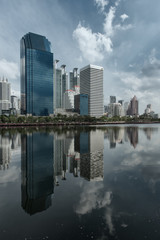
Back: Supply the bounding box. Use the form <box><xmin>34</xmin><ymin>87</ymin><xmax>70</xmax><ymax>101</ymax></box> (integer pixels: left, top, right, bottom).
<box><xmin>0</xmin><ymin>0</ymin><xmax>160</xmax><ymax>113</ymax></box>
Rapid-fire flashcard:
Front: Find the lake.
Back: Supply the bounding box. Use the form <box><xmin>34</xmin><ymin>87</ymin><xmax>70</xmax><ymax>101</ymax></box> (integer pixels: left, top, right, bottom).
<box><xmin>0</xmin><ymin>125</ymin><xmax>160</xmax><ymax>240</ymax></box>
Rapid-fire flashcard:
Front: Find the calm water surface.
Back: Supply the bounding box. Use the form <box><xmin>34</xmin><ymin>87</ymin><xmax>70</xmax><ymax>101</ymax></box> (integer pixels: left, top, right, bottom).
<box><xmin>0</xmin><ymin>125</ymin><xmax>160</xmax><ymax>240</ymax></box>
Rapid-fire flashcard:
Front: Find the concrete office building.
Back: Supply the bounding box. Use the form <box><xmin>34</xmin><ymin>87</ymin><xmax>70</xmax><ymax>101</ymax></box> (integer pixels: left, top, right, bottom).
<box><xmin>20</xmin><ymin>32</ymin><xmax>53</xmax><ymax>116</ymax></box>
<box><xmin>80</xmin><ymin>64</ymin><xmax>103</xmax><ymax>117</ymax></box>
<box><xmin>0</xmin><ymin>77</ymin><xmax>11</xmax><ymax>113</ymax></box>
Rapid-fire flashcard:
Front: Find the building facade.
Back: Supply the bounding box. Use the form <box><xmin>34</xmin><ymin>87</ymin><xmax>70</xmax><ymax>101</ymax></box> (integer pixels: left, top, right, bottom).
<box><xmin>0</xmin><ymin>78</ymin><xmax>11</xmax><ymax>113</ymax></box>
<box><xmin>20</xmin><ymin>32</ymin><xmax>54</xmax><ymax>116</ymax></box>
<box><xmin>80</xmin><ymin>65</ymin><xmax>103</xmax><ymax>117</ymax></box>
<box><xmin>70</xmin><ymin>68</ymin><xmax>80</xmax><ymax>90</ymax></box>
<box><xmin>74</xmin><ymin>94</ymin><xmax>88</xmax><ymax>115</ymax></box>
<box><xmin>127</xmin><ymin>95</ymin><xmax>139</xmax><ymax>116</ymax></box>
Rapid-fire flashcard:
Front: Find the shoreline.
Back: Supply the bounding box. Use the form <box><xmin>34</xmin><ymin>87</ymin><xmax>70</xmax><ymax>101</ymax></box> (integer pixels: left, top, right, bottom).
<box><xmin>0</xmin><ymin>121</ymin><xmax>159</xmax><ymax>128</ymax></box>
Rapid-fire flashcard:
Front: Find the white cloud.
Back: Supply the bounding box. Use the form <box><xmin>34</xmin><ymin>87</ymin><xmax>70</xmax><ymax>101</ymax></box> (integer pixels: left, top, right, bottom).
<box><xmin>115</xmin><ymin>71</ymin><xmax>142</xmax><ymax>91</ymax></box>
<box><xmin>114</xmin><ymin>23</ymin><xmax>133</xmax><ymax>31</ymax></box>
<box><xmin>105</xmin><ymin>207</ymin><xmax>115</xmax><ymax>235</ymax></box>
<box><xmin>120</xmin><ymin>14</ymin><xmax>129</xmax><ymax>22</ymax></box>
<box><xmin>103</xmin><ymin>6</ymin><xmax>116</xmax><ymax>37</ymax></box>
<box><xmin>73</xmin><ymin>23</ymin><xmax>112</xmax><ymax>62</ymax></box>
<box><xmin>115</xmin><ymin>0</ymin><xmax>121</xmax><ymax>7</ymax></box>
<box><xmin>0</xmin><ymin>59</ymin><xmax>19</xmax><ymax>80</ymax></box>
<box><xmin>73</xmin><ymin>2</ymin><xmax>133</xmax><ymax>63</ymax></box>
<box><xmin>75</xmin><ymin>181</ymin><xmax>112</xmax><ymax>215</ymax></box>
<box><xmin>94</xmin><ymin>0</ymin><xmax>109</xmax><ymax>13</ymax></box>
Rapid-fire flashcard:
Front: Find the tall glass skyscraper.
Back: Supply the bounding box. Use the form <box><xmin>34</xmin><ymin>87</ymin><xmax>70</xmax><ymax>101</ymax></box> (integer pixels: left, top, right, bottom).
<box><xmin>20</xmin><ymin>32</ymin><xmax>54</xmax><ymax>116</ymax></box>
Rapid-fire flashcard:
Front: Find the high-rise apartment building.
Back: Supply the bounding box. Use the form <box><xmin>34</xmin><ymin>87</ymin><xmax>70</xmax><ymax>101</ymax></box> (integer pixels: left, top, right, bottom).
<box><xmin>0</xmin><ymin>77</ymin><xmax>11</xmax><ymax>112</ymax></box>
<box><xmin>80</xmin><ymin>64</ymin><xmax>103</xmax><ymax>117</ymax></box>
<box><xmin>20</xmin><ymin>32</ymin><xmax>54</xmax><ymax>116</ymax></box>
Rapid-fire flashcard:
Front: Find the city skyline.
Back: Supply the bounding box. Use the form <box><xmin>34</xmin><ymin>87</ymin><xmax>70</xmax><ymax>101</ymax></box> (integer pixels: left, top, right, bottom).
<box><xmin>0</xmin><ymin>0</ymin><xmax>160</xmax><ymax>114</ymax></box>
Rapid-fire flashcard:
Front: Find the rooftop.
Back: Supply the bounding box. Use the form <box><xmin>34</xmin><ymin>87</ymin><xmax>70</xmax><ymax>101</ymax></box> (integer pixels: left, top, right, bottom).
<box><xmin>80</xmin><ymin>64</ymin><xmax>104</xmax><ymax>72</ymax></box>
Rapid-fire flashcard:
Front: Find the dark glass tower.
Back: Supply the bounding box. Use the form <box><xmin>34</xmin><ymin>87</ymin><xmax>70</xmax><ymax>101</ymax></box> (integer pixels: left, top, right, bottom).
<box><xmin>20</xmin><ymin>32</ymin><xmax>54</xmax><ymax>116</ymax></box>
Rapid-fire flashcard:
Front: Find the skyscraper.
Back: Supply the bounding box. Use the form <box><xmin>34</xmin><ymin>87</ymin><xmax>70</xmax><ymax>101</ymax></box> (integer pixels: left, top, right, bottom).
<box><xmin>70</xmin><ymin>68</ymin><xmax>80</xmax><ymax>90</ymax></box>
<box><xmin>0</xmin><ymin>77</ymin><xmax>11</xmax><ymax>113</ymax></box>
<box><xmin>80</xmin><ymin>64</ymin><xmax>103</xmax><ymax>117</ymax></box>
<box><xmin>20</xmin><ymin>32</ymin><xmax>54</xmax><ymax>116</ymax></box>
<box><xmin>61</xmin><ymin>65</ymin><xmax>68</xmax><ymax>108</ymax></box>
<box><xmin>127</xmin><ymin>95</ymin><xmax>139</xmax><ymax>116</ymax></box>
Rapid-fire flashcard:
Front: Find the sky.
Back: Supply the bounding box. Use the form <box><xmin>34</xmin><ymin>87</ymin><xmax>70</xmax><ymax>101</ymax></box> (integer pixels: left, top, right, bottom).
<box><xmin>0</xmin><ymin>0</ymin><xmax>160</xmax><ymax>114</ymax></box>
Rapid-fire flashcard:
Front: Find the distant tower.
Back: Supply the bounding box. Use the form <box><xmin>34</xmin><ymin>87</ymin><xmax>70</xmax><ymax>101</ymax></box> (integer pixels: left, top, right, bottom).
<box><xmin>110</xmin><ymin>96</ymin><xmax>116</xmax><ymax>104</ymax></box>
<box><xmin>127</xmin><ymin>95</ymin><xmax>139</xmax><ymax>116</ymax></box>
<box><xmin>20</xmin><ymin>32</ymin><xmax>54</xmax><ymax>116</ymax></box>
<box><xmin>0</xmin><ymin>78</ymin><xmax>11</xmax><ymax>112</ymax></box>
<box><xmin>80</xmin><ymin>64</ymin><xmax>103</xmax><ymax>117</ymax></box>
<box><xmin>61</xmin><ymin>65</ymin><xmax>68</xmax><ymax>108</ymax></box>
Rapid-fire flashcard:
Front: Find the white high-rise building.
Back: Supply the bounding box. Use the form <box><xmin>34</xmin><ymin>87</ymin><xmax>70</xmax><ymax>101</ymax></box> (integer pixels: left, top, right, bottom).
<box><xmin>80</xmin><ymin>64</ymin><xmax>103</xmax><ymax>117</ymax></box>
<box><xmin>108</xmin><ymin>103</ymin><xmax>123</xmax><ymax>117</ymax></box>
<box><xmin>0</xmin><ymin>77</ymin><xmax>11</xmax><ymax>112</ymax></box>
<box><xmin>64</xmin><ymin>86</ymin><xmax>80</xmax><ymax>110</ymax></box>
<box><xmin>11</xmin><ymin>96</ymin><xmax>20</xmax><ymax>110</ymax></box>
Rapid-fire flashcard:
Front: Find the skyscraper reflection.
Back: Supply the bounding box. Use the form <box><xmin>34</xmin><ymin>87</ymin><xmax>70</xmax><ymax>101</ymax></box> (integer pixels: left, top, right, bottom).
<box><xmin>21</xmin><ymin>132</ymin><xmax>54</xmax><ymax>215</ymax></box>
<box><xmin>126</xmin><ymin>127</ymin><xmax>138</xmax><ymax>148</ymax></box>
<box><xmin>104</xmin><ymin>127</ymin><xmax>139</xmax><ymax>149</ymax></box>
<box><xmin>77</xmin><ymin>131</ymin><xmax>104</xmax><ymax>181</ymax></box>
<box><xmin>0</xmin><ymin>133</ymin><xmax>11</xmax><ymax>170</ymax></box>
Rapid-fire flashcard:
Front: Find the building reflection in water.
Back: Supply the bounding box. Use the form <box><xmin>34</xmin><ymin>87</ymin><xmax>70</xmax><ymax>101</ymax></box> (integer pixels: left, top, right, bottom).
<box><xmin>0</xmin><ymin>125</ymin><xmax>158</xmax><ymax>215</ymax></box>
<box><xmin>0</xmin><ymin>133</ymin><xmax>11</xmax><ymax>170</ymax></box>
<box><xmin>142</xmin><ymin>127</ymin><xmax>158</xmax><ymax>140</ymax></box>
<box><xmin>76</xmin><ymin>131</ymin><xmax>104</xmax><ymax>181</ymax></box>
<box><xmin>53</xmin><ymin>130</ymin><xmax>104</xmax><ymax>182</ymax></box>
<box><xmin>105</xmin><ymin>127</ymin><xmax>139</xmax><ymax>149</ymax></box>
<box><xmin>126</xmin><ymin>127</ymin><xmax>138</xmax><ymax>148</ymax></box>
<box><xmin>0</xmin><ymin>132</ymin><xmax>21</xmax><ymax>170</ymax></box>
<box><xmin>21</xmin><ymin>132</ymin><xmax>54</xmax><ymax>215</ymax></box>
